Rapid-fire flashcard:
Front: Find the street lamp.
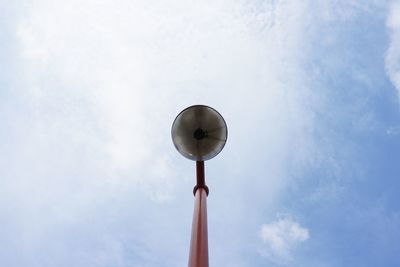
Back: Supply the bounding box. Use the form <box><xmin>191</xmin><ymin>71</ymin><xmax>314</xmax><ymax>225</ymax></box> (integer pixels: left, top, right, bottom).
<box><xmin>171</xmin><ymin>105</ymin><xmax>228</xmax><ymax>267</ymax></box>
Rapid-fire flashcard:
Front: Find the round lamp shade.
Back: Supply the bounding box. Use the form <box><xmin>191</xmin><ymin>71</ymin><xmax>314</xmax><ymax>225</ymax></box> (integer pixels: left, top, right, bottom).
<box><xmin>171</xmin><ymin>105</ymin><xmax>227</xmax><ymax>161</ymax></box>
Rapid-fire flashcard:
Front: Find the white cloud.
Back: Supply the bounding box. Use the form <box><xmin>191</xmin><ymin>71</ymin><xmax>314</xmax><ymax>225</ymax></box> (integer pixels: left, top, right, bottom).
<box><xmin>1</xmin><ymin>0</ymin><xmax>318</xmax><ymax>266</ymax></box>
<box><xmin>386</xmin><ymin>1</ymin><xmax>400</xmax><ymax>98</ymax></box>
<box><xmin>259</xmin><ymin>217</ymin><xmax>309</xmax><ymax>263</ymax></box>
<box><xmin>11</xmin><ymin>0</ymin><xmax>316</xmax><ymax>202</ymax></box>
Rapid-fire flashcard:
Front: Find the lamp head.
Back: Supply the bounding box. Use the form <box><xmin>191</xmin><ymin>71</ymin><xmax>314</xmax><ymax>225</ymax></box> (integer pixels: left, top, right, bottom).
<box><xmin>171</xmin><ymin>105</ymin><xmax>227</xmax><ymax>161</ymax></box>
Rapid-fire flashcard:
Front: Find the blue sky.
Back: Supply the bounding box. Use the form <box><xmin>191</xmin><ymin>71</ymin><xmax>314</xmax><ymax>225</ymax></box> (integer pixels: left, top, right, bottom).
<box><xmin>1</xmin><ymin>1</ymin><xmax>400</xmax><ymax>266</ymax></box>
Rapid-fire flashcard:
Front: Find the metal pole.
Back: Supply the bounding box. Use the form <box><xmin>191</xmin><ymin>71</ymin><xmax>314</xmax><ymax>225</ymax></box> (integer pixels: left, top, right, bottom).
<box><xmin>193</xmin><ymin>161</ymin><xmax>209</xmax><ymax>196</ymax></box>
<box><xmin>188</xmin><ymin>187</ymin><xmax>209</xmax><ymax>267</ymax></box>
<box><xmin>188</xmin><ymin>161</ymin><xmax>209</xmax><ymax>267</ymax></box>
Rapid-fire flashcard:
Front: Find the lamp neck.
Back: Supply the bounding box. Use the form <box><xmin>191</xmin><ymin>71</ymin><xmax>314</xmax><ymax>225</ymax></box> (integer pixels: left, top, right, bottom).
<box><xmin>193</xmin><ymin>161</ymin><xmax>209</xmax><ymax>196</ymax></box>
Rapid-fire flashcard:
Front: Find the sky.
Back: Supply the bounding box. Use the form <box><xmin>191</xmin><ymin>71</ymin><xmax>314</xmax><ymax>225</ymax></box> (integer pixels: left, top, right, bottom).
<box><xmin>1</xmin><ymin>0</ymin><xmax>400</xmax><ymax>266</ymax></box>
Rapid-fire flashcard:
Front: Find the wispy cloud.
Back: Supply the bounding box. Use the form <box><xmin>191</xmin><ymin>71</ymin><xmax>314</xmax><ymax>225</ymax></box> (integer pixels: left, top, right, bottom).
<box><xmin>2</xmin><ymin>0</ymin><xmax>316</xmax><ymax>266</ymax></box>
<box><xmin>259</xmin><ymin>217</ymin><xmax>309</xmax><ymax>264</ymax></box>
<box><xmin>387</xmin><ymin>125</ymin><xmax>400</xmax><ymax>135</ymax></box>
<box><xmin>386</xmin><ymin>1</ymin><xmax>400</xmax><ymax>98</ymax></box>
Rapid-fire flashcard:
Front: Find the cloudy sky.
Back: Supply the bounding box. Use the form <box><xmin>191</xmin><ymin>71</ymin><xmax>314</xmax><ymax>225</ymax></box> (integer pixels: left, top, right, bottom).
<box><xmin>1</xmin><ymin>0</ymin><xmax>400</xmax><ymax>266</ymax></box>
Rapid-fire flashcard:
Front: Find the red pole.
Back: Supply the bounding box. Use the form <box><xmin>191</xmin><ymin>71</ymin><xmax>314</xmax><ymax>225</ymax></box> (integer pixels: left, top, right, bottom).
<box><xmin>188</xmin><ymin>161</ymin><xmax>209</xmax><ymax>267</ymax></box>
<box><xmin>188</xmin><ymin>187</ymin><xmax>209</xmax><ymax>267</ymax></box>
